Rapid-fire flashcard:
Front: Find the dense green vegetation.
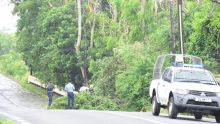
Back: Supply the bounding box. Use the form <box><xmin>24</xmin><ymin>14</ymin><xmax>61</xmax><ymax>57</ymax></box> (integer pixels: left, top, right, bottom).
<box><xmin>185</xmin><ymin>1</ymin><xmax>220</xmax><ymax>72</ymax></box>
<box><xmin>0</xmin><ymin>34</ymin><xmax>27</xmax><ymax>80</ymax></box>
<box><xmin>5</xmin><ymin>0</ymin><xmax>220</xmax><ymax>111</ymax></box>
<box><xmin>0</xmin><ymin>117</ymin><xmax>13</xmax><ymax>124</ymax></box>
<box><xmin>0</xmin><ymin>34</ymin><xmax>47</xmax><ymax>97</ymax></box>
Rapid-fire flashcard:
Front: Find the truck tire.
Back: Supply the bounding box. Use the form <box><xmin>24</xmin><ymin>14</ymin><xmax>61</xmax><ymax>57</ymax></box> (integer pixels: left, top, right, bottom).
<box><xmin>215</xmin><ymin>112</ymin><xmax>220</xmax><ymax>123</ymax></box>
<box><xmin>168</xmin><ymin>96</ymin><xmax>178</xmax><ymax>119</ymax></box>
<box><xmin>152</xmin><ymin>95</ymin><xmax>160</xmax><ymax>116</ymax></box>
<box><xmin>194</xmin><ymin>113</ymin><xmax>202</xmax><ymax>120</ymax></box>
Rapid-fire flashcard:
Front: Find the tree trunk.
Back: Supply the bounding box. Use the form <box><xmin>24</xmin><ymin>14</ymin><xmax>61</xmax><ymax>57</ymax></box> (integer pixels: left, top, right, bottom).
<box><xmin>112</xmin><ymin>2</ymin><xmax>118</xmax><ymax>22</ymax></box>
<box><xmin>169</xmin><ymin>0</ymin><xmax>176</xmax><ymax>54</ymax></box>
<box><xmin>212</xmin><ymin>0</ymin><xmax>220</xmax><ymax>4</ymax></box>
<box><xmin>217</xmin><ymin>33</ymin><xmax>219</xmax><ymax>56</ymax></box>
<box><xmin>154</xmin><ymin>0</ymin><xmax>158</xmax><ymax>14</ymax></box>
<box><xmin>63</xmin><ymin>0</ymin><xmax>68</xmax><ymax>5</ymax></box>
<box><xmin>90</xmin><ymin>17</ymin><xmax>96</xmax><ymax>48</ymax></box>
<box><xmin>140</xmin><ymin>0</ymin><xmax>146</xmax><ymax>32</ymax></box>
<box><xmin>89</xmin><ymin>0</ymin><xmax>99</xmax><ymax>48</ymax></box>
<box><xmin>107</xmin><ymin>0</ymin><xmax>118</xmax><ymax>22</ymax></box>
<box><xmin>140</xmin><ymin>0</ymin><xmax>146</xmax><ymax>13</ymax></box>
<box><xmin>75</xmin><ymin>0</ymin><xmax>89</xmax><ymax>86</ymax></box>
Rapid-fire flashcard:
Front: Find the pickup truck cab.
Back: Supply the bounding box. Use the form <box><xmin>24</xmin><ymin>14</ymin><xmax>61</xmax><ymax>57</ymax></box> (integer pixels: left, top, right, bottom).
<box><xmin>149</xmin><ymin>54</ymin><xmax>220</xmax><ymax>123</ymax></box>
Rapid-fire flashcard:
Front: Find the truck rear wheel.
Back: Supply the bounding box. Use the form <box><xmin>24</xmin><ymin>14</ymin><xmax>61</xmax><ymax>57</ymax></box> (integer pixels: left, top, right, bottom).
<box><xmin>215</xmin><ymin>112</ymin><xmax>220</xmax><ymax>123</ymax></box>
<box><xmin>194</xmin><ymin>113</ymin><xmax>202</xmax><ymax>120</ymax></box>
<box><xmin>152</xmin><ymin>95</ymin><xmax>160</xmax><ymax>116</ymax></box>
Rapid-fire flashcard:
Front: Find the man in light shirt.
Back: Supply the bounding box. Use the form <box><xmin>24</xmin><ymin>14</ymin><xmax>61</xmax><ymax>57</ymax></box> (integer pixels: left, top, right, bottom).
<box><xmin>65</xmin><ymin>82</ymin><xmax>75</xmax><ymax>109</ymax></box>
<box><xmin>79</xmin><ymin>83</ymin><xmax>89</xmax><ymax>92</ymax></box>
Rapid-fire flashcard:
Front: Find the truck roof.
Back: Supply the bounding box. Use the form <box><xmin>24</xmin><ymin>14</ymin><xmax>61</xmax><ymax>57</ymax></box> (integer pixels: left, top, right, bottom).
<box><xmin>153</xmin><ymin>54</ymin><xmax>204</xmax><ymax>80</ymax></box>
<box><xmin>169</xmin><ymin>66</ymin><xmax>207</xmax><ymax>72</ymax></box>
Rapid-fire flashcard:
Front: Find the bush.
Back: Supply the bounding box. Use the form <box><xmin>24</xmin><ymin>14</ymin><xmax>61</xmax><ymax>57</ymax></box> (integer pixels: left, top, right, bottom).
<box><xmin>0</xmin><ymin>51</ymin><xmax>28</xmax><ymax>79</ymax></box>
<box><xmin>51</xmin><ymin>92</ymin><xmax>120</xmax><ymax>110</ymax></box>
<box><xmin>0</xmin><ymin>117</ymin><xmax>13</xmax><ymax>124</ymax></box>
<box><xmin>50</xmin><ymin>96</ymin><xmax>68</xmax><ymax>109</ymax></box>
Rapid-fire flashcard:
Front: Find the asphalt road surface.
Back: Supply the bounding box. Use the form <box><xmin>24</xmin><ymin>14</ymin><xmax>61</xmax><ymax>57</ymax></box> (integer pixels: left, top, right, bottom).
<box><xmin>0</xmin><ymin>74</ymin><xmax>217</xmax><ymax>124</ymax></box>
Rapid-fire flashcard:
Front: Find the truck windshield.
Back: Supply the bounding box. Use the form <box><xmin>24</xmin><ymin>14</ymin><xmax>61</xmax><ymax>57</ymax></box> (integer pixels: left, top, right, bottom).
<box><xmin>174</xmin><ymin>70</ymin><xmax>216</xmax><ymax>85</ymax></box>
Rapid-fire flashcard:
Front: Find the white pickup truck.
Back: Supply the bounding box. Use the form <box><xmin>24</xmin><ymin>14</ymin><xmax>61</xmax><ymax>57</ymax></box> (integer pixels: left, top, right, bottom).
<box><xmin>149</xmin><ymin>54</ymin><xmax>220</xmax><ymax>123</ymax></box>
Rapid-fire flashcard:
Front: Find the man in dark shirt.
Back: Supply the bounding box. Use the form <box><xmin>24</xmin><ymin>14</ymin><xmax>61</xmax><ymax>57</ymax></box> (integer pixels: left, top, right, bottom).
<box><xmin>47</xmin><ymin>81</ymin><xmax>54</xmax><ymax>109</ymax></box>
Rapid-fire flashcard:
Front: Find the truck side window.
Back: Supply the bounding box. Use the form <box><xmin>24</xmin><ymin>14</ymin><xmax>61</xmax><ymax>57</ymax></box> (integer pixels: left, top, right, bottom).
<box><xmin>162</xmin><ymin>69</ymin><xmax>170</xmax><ymax>80</ymax></box>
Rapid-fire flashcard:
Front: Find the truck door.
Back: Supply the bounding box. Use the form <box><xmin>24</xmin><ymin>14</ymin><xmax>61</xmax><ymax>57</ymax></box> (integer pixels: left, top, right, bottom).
<box><xmin>158</xmin><ymin>68</ymin><xmax>171</xmax><ymax>105</ymax></box>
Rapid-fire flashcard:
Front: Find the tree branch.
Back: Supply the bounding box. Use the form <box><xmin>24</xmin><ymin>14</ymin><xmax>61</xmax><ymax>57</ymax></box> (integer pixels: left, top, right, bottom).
<box><xmin>48</xmin><ymin>0</ymin><xmax>53</xmax><ymax>7</ymax></box>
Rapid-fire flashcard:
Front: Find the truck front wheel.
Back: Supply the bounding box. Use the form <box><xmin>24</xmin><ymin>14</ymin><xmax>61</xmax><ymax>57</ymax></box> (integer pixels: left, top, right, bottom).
<box><xmin>168</xmin><ymin>96</ymin><xmax>178</xmax><ymax>119</ymax></box>
<box><xmin>152</xmin><ymin>95</ymin><xmax>160</xmax><ymax>116</ymax></box>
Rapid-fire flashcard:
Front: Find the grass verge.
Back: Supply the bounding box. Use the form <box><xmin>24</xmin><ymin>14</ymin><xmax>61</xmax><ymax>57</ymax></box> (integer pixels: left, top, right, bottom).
<box><xmin>0</xmin><ymin>52</ymin><xmax>47</xmax><ymax>98</ymax></box>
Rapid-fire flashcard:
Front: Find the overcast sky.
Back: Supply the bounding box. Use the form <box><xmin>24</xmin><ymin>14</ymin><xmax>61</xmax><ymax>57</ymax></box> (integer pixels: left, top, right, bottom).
<box><xmin>0</xmin><ymin>0</ymin><xmax>18</xmax><ymax>33</ymax></box>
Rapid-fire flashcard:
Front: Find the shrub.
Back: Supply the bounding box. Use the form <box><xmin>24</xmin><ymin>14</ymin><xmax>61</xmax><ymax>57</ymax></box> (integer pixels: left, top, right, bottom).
<box><xmin>51</xmin><ymin>92</ymin><xmax>120</xmax><ymax>110</ymax></box>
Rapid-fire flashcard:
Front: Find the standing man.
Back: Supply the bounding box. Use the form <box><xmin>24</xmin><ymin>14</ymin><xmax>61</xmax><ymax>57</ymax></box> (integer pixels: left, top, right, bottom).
<box><xmin>47</xmin><ymin>81</ymin><xmax>54</xmax><ymax>109</ymax></box>
<box><xmin>65</xmin><ymin>81</ymin><xmax>75</xmax><ymax>109</ymax></box>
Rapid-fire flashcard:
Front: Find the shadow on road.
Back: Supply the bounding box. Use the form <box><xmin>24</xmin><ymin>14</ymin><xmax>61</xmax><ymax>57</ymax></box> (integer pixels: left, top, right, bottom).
<box><xmin>159</xmin><ymin>114</ymin><xmax>215</xmax><ymax>123</ymax></box>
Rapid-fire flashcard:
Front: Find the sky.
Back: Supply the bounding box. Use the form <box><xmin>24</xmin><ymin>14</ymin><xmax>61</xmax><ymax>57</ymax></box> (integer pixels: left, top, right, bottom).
<box><xmin>0</xmin><ymin>0</ymin><xmax>18</xmax><ymax>33</ymax></box>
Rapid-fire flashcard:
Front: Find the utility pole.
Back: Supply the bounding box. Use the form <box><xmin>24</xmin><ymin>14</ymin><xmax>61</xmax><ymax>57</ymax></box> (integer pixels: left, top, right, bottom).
<box><xmin>170</xmin><ymin>0</ymin><xmax>176</xmax><ymax>54</ymax></box>
<box><xmin>177</xmin><ymin>0</ymin><xmax>184</xmax><ymax>54</ymax></box>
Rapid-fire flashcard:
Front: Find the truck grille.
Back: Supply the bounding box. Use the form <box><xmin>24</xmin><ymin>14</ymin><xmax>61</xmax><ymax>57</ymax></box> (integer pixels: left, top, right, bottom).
<box><xmin>187</xmin><ymin>100</ymin><xmax>218</xmax><ymax>107</ymax></box>
<box><xmin>189</xmin><ymin>90</ymin><xmax>216</xmax><ymax>97</ymax></box>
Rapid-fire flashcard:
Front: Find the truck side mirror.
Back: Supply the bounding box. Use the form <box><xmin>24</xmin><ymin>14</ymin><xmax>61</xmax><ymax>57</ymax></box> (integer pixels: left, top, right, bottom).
<box><xmin>164</xmin><ymin>77</ymin><xmax>171</xmax><ymax>83</ymax></box>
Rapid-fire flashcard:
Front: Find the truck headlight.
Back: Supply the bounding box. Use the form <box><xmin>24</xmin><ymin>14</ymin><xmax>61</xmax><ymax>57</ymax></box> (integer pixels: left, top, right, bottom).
<box><xmin>175</xmin><ymin>89</ymin><xmax>189</xmax><ymax>95</ymax></box>
<box><xmin>216</xmin><ymin>93</ymin><xmax>220</xmax><ymax>97</ymax></box>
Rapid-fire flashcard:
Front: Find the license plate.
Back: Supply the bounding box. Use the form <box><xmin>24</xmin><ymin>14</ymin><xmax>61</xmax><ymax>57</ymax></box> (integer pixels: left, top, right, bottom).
<box><xmin>195</xmin><ymin>98</ymin><xmax>212</xmax><ymax>102</ymax></box>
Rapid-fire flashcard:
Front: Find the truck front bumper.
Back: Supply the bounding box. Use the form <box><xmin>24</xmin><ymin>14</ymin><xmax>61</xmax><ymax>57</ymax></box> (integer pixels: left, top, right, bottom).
<box><xmin>173</xmin><ymin>93</ymin><xmax>220</xmax><ymax>112</ymax></box>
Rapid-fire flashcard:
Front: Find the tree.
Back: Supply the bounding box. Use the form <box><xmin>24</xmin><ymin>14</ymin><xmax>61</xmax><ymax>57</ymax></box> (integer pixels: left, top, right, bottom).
<box><xmin>186</xmin><ymin>1</ymin><xmax>220</xmax><ymax>71</ymax></box>
<box><xmin>75</xmin><ymin>0</ymin><xmax>89</xmax><ymax>86</ymax></box>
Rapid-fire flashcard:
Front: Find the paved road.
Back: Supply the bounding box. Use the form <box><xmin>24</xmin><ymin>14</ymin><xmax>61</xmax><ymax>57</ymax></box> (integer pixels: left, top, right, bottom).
<box><xmin>0</xmin><ymin>74</ymin><xmax>217</xmax><ymax>124</ymax></box>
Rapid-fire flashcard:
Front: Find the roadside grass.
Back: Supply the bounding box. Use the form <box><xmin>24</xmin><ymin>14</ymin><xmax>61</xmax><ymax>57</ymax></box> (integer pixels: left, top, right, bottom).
<box><xmin>0</xmin><ymin>72</ymin><xmax>48</xmax><ymax>99</ymax></box>
<box><xmin>19</xmin><ymin>74</ymin><xmax>47</xmax><ymax>98</ymax></box>
<box><xmin>0</xmin><ymin>117</ymin><xmax>13</xmax><ymax>124</ymax></box>
<box><xmin>0</xmin><ymin>52</ymin><xmax>47</xmax><ymax>99</ymax></box>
